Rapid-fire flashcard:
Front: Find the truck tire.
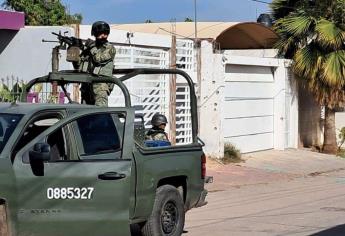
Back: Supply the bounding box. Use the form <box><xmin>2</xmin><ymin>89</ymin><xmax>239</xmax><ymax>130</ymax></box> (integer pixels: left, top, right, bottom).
<box><xmin>141</xmin><ymin>185</ymin><xmax>185</xmax><ymax>236</ymax></box>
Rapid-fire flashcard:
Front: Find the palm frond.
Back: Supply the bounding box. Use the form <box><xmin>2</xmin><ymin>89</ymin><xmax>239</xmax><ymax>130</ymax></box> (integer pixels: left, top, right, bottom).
<box><xmin>316</xmin><ymin>19</ymin><xmax>345</xmax><ymax>49</ymax></box>
<box><xmin>275</xmin><ymin>15</ymin><xmax>315</xmax><ymax>39</ymax></box>
<box><xmin>270</xmin><ymin>0</ymin><xmax>299</xmax><ymax>20</ymax></box>
<box><xmin>274</xmin><ymin>34</ymin><xmax>300</xmax><ymax>58</ymax></box>
<box><xmin>293</xmin><ymin>45</ymin><xmax>322</xmax><ymax>79</ymax></box>
<box><xmin>321</xmin><ymin>50</ymin><xmax>345</xmax><ymax>86</ymax></box>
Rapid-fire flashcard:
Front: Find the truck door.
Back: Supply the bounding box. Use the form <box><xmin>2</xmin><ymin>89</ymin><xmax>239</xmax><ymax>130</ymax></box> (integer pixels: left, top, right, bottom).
<box><xmin>12</xmin><ymin>109</ymin><xmax>134</xmax><ymax>236</ymax></box>
<box><xmin>0</xmin><ymin>158</ymin><xmax>16</xmax><ymax>236</ymax></box>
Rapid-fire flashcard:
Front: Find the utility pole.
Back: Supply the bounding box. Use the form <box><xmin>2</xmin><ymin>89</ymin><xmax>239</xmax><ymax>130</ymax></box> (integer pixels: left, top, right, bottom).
<box><xmin>51</xmin><ymin>46</ymin><xmax>59</xmax><ymax>103</ymax></box>
<box><xmin>194</xmin><ymin>0</ymin><xmax>197</xmax><ymax>39</ymax></box>
<box><xmin>169</xmin><ymin>21</ymin><xmax>177</xmax><ymax>145</ymax></box>
<box><xmin>73</xmin><ymin>24</ymin><xmax>80</xmax><ymax>102</ymax></box>
<box><xmin>194</xmin><ymin>0</ymin><xmax>202</xmax><ymax>134</ymax></box>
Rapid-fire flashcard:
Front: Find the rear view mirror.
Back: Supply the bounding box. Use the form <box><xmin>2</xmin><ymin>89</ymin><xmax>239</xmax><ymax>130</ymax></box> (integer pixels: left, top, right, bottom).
<box><xmin>29</xmin><ymin>143</ymin><xmax>51</xmax><ymax>162</ymax></box>
<box><xmin>29</xmin><ymin>143</ymin><xmax>51</xmax><ymax>176</ymax></box>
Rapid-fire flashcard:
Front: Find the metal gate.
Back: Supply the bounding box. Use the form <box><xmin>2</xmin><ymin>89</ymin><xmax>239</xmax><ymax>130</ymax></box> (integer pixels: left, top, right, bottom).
<box><xmin>109</xmin><ymin>40</ymin><xmax>195</xmax><ymax>145</ymax></box>
<box><xmin>223</xmin><ymin>64</ymin><xmax>275</xmax><ymax>153</ymax></box>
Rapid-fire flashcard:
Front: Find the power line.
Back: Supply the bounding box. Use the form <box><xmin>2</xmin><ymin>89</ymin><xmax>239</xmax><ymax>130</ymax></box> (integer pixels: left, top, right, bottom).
<box><xmin>250</xmin><ymin>0</ymin><xmax>270</xmax><ymax>4</ymax></box>
<box><xmin>157</xmin><ymin>27</ymin><xmax>195</xmax><ymax>41</ymax></box>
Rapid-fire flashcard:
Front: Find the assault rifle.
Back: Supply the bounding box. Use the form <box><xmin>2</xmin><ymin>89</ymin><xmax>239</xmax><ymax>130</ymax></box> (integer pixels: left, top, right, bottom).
<box><xmin>51</xmin><ymin>32</ymin><xmax>96</xmax><ymax>104</ymax></box>
<box><xmin>52</xmin><ymin>32</ymin><xmax>84</xmax><ymax>48</ymax></box>
<box><xmin>52</xmin><ymin>32</ymin><xmax>88</xmax><ymax>62</ymax></box>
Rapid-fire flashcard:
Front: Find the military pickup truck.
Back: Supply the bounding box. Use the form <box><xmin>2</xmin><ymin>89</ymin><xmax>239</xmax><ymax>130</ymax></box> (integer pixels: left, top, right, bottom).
<box><xmin>0</xmin><ymin>69</ymin><xmax>208</xmax><ymax>236</ymax></box>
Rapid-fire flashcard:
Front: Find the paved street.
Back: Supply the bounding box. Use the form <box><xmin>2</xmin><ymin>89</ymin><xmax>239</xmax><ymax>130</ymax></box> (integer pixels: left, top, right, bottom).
<box><xmin>185</xmin><ymin>172</ymin><xmax>345</xmax><ymax>236</ymax></box>
<box><xmin>131</xmin><ymin>149</ymin><xmax>345</xmax><ymax>236</ymax></box>
<box><xmin>184</xmin><ymin>150</ymin><xmax>345</xmax><ymax>236</ymax></box>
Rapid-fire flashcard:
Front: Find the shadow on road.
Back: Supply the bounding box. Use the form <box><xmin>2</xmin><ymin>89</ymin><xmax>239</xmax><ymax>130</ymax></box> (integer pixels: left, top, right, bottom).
<box><xmin>130</xmin><ymin>224</ymin><xmax>188</xmax><ymax>236</ymax></box>
<box><xmin>310</xmin><ymin>224</ymin><xmax>345</xmax><ymax>236</ymax></box>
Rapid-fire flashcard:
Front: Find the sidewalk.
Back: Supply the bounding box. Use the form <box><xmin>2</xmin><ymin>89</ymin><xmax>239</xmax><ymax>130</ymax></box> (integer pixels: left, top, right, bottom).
<box><xmin>206</xmin><ymin>149</ymin><xmax>345</xmax><ymax>192</ymax></box>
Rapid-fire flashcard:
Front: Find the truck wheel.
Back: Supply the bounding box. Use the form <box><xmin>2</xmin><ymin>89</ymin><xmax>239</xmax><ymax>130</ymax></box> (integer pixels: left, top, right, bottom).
<box><xmin>141</xmin><ymin>185</ymin><xmax>185</xmax><ymax>236</ymax></box>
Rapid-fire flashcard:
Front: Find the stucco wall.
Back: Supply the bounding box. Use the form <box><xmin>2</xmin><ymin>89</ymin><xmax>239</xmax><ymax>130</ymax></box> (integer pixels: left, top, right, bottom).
<box><xmin>199</xmin><ymin>41</ymin><xmax>225</xmax><ymax>158</ymax></box>
<box><xmin>0</xmin><ymin>26</ymin><xmax>73</xmax><ymax>84</ymax></box>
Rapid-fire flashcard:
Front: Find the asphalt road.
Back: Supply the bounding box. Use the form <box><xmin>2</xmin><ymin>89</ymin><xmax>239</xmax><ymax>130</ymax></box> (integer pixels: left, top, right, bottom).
<box><xmin>184</xmin><ymin>170</ymin><xmax>345</xmax><ymax>236</ymax></box>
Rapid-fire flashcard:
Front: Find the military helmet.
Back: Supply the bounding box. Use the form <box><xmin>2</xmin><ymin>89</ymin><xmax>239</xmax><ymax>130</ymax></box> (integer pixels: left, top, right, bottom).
<box><xmin>91</xmin><ymin>21</ymin><xmax>110</xmax><ymax>36</ymax></box>
<box><xmin>151</xmin><ymin>114</ymin><xmax>168</xmax><ymax>127</ymax></box>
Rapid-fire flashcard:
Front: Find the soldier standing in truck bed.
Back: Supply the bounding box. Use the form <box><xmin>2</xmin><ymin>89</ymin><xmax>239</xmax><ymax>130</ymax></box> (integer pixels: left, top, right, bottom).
<box><xmin>77</xmin><ymin>21</ymin><xmax>116</xmax><ymax>106</ymax></box>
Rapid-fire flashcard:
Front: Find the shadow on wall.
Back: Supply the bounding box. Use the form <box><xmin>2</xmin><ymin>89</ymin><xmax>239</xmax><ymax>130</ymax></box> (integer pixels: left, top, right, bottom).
<box><xmin>0</xmin><ymin>30</ymin><xmax>18</xmax><ymax>54</ymax></box>
<box><xmin>298</xmin><ymin>80</ymin><xmax>322</xmax><ymax>148</ymax></box>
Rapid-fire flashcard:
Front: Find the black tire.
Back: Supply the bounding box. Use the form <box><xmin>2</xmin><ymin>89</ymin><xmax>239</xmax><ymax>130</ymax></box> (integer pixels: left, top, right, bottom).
<box><xmin>141</xmin><ymin>185</ymin><xmax>185</xmax><ymax>236</ymax></box>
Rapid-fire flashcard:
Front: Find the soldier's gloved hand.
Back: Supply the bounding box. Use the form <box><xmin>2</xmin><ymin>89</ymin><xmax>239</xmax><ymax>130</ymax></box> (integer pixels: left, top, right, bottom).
<box><xmin>84</xmin><ymin>38</ymin><xmax>95</xmax><ymax>49</ymax></box>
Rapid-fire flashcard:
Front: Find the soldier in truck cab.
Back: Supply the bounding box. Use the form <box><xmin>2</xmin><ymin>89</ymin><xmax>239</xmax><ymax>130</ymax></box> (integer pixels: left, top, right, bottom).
<box><xmin>145</xmin><ymin>114</ymin><xmax>170</xmax><ymax>141</ymax></box>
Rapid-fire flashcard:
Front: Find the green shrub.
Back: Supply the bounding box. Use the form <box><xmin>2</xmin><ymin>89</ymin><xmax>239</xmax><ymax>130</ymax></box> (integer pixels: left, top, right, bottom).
<box><xmin>337</xmin><ymin>149</ymin><xmax>345</xmax><ymax>158</ymax></box>
<box><xmin>338</xmin><ymin>127</ymin><xmax>345</xmax><ymax>150</ymax></box>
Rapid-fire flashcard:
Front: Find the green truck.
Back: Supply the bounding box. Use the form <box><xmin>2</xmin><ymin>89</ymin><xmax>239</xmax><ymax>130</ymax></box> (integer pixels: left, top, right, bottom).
<box><xmin>0</xmin><ymin>69</ymin><xmax>208</xmax><ymax>236</ymax></box>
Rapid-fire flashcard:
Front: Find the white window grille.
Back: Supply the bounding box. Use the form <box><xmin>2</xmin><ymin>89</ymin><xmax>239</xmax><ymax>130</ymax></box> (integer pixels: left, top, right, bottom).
<box><xmin>114</xmin><ymin>45</ymin><xmax>168</xmax><ymax>69</ymax></box>
<box><xmin>176</xmin><ymin>39</ymin><xmax>195</xmax><ymax>72</ymax></box>
<box><xmin>176</xmin><ymin>83</ymin><xmax>192</xmax><ymax>144</ymax></box>
<box><xmin>109</xmin><ymin>45</ymin><xmax>170</xmax><ymax>131</ymax></box>
<box><xmin>175</xmin><ymin>39</ymin><xmax>195</xmax><ymax>144</ymax></box>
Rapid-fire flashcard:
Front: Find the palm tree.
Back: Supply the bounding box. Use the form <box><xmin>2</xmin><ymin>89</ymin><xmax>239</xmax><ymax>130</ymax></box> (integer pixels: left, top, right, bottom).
<box><xmin>271</xmin><ymin>0</ymin><xmax>345</xmax><ymax>154</ymax></box>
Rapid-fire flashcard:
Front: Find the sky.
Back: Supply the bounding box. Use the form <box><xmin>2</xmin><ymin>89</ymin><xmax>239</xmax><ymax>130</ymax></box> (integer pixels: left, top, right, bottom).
<box><xmin>61</xmin><ymin>0</ymin><xmax>273</xmax><ymax>25</ymax></box>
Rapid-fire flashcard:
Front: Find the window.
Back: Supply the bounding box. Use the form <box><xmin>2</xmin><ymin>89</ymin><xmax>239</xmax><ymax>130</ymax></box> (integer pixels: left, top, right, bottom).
<box><xmin>46</xmin><ymin>127</ymin><xmax>68</xmax><ymax>161</ymax></box>
<box><xmin>13</xmin><ymin>114</ymin><xmax>61</xmax><ymax>161</ymax></box>
<box><xmin>76</xmin><ymin>113</ymin><xmax>123</xmax><ymax>157</ymax></box>
<box><xmin>23</xmin><ymin>125</ymin><xmax>70</xmax><ymax>164</ymax></box>
<box><xmin>0</xmin><ymin>114</ymin><xmax>23</xmax><ymax>154</ymax></box>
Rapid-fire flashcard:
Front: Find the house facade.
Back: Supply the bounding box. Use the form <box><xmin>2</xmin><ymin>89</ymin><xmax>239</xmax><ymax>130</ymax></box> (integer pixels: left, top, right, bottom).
<box><xmin>110</xmin><ymin>22</ymin><xmax>298</xmax><ymax>156</ymax></box>
<box><xmin>0</xmin><ymin>19</ymin><xmax>299</xmax><ymax>157</ymax></box>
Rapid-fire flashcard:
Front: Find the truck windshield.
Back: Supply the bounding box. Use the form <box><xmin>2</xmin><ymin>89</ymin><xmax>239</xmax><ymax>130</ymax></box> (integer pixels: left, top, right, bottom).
<box><xmin>0</xmin><ymin>114</ymin><xmax>23</xmax><ymax>154</ymax></box>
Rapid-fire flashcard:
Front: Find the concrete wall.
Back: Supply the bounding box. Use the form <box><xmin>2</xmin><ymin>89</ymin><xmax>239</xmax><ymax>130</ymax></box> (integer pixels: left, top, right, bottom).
<box><xmin>199</xmin><ymin>41</ymin><xmax>225</xmax><ymax>158</ymax></box>
<box><xmin>0</xmin><ymin>26</ymin><xmax>73</xmax><ymax>84</ymax></box>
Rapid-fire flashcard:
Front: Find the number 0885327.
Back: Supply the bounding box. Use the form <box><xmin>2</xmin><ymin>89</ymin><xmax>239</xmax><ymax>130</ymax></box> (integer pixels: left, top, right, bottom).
<box><xmin>47</xmin><ymin>187</ymin><xmax>94</xmax><ymax>200</ymax></box>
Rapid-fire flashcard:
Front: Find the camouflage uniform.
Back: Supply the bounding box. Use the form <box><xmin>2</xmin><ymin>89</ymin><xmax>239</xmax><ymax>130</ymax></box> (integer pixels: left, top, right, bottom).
<box><xmin>145</xmin><ymin>127</ymin><xmax>169</xmax><ymax>141</ymax></box>
<box><xmin>79</xmin><ymin>41</ymin><xmax>116</xmax><ymax>106</ymax></box>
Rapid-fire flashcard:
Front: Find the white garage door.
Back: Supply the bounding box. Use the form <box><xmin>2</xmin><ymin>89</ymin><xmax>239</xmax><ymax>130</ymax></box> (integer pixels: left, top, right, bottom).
<box><xmin>224</xmin><ymin>64</ymin><xmax>274</xmax><ymax>153</ymax></box>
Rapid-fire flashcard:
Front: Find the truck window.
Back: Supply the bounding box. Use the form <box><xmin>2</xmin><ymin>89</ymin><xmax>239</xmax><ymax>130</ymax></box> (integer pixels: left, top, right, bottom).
<box><xmin>0</xmin><ymin>114</ymin><xmax>23</xmax><ymax>154</ymax></box>
<box><xmin>46</xmin><ymin>126</ymin><xmax>68</xmax><ymax>161</ymax></box>
<box><xmin>12</xmin><ymin>115</ymin><xmax>62</xmax><ymax>161</ymax></box>
<box><xmin>76</xmin><ymin>113</ymin><xmax>123</xmax><ymax>157</ymax></box>
<box><xmin>21</xmin><ymin>124</ymin><xmax>71</xmax><ymax>164</ymax></box>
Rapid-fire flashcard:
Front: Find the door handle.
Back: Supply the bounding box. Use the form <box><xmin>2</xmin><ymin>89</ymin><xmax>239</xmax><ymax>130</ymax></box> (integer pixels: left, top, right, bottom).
<box><xmin>98</xmin><ymin>172</ymin><xmax>126</xmax><ymax>180</ymax></box>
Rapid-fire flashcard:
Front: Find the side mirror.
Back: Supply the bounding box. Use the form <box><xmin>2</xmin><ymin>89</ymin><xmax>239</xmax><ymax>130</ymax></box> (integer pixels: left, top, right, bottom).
<box><xmin>29</xmin><ymin>143</ymin><xmax>51</xmax><ymax>162</ymax></box>
<box><xmin>29</xmin><ymin>143</ymin><xmax>50</xmax><ymax>176</ymax></box>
